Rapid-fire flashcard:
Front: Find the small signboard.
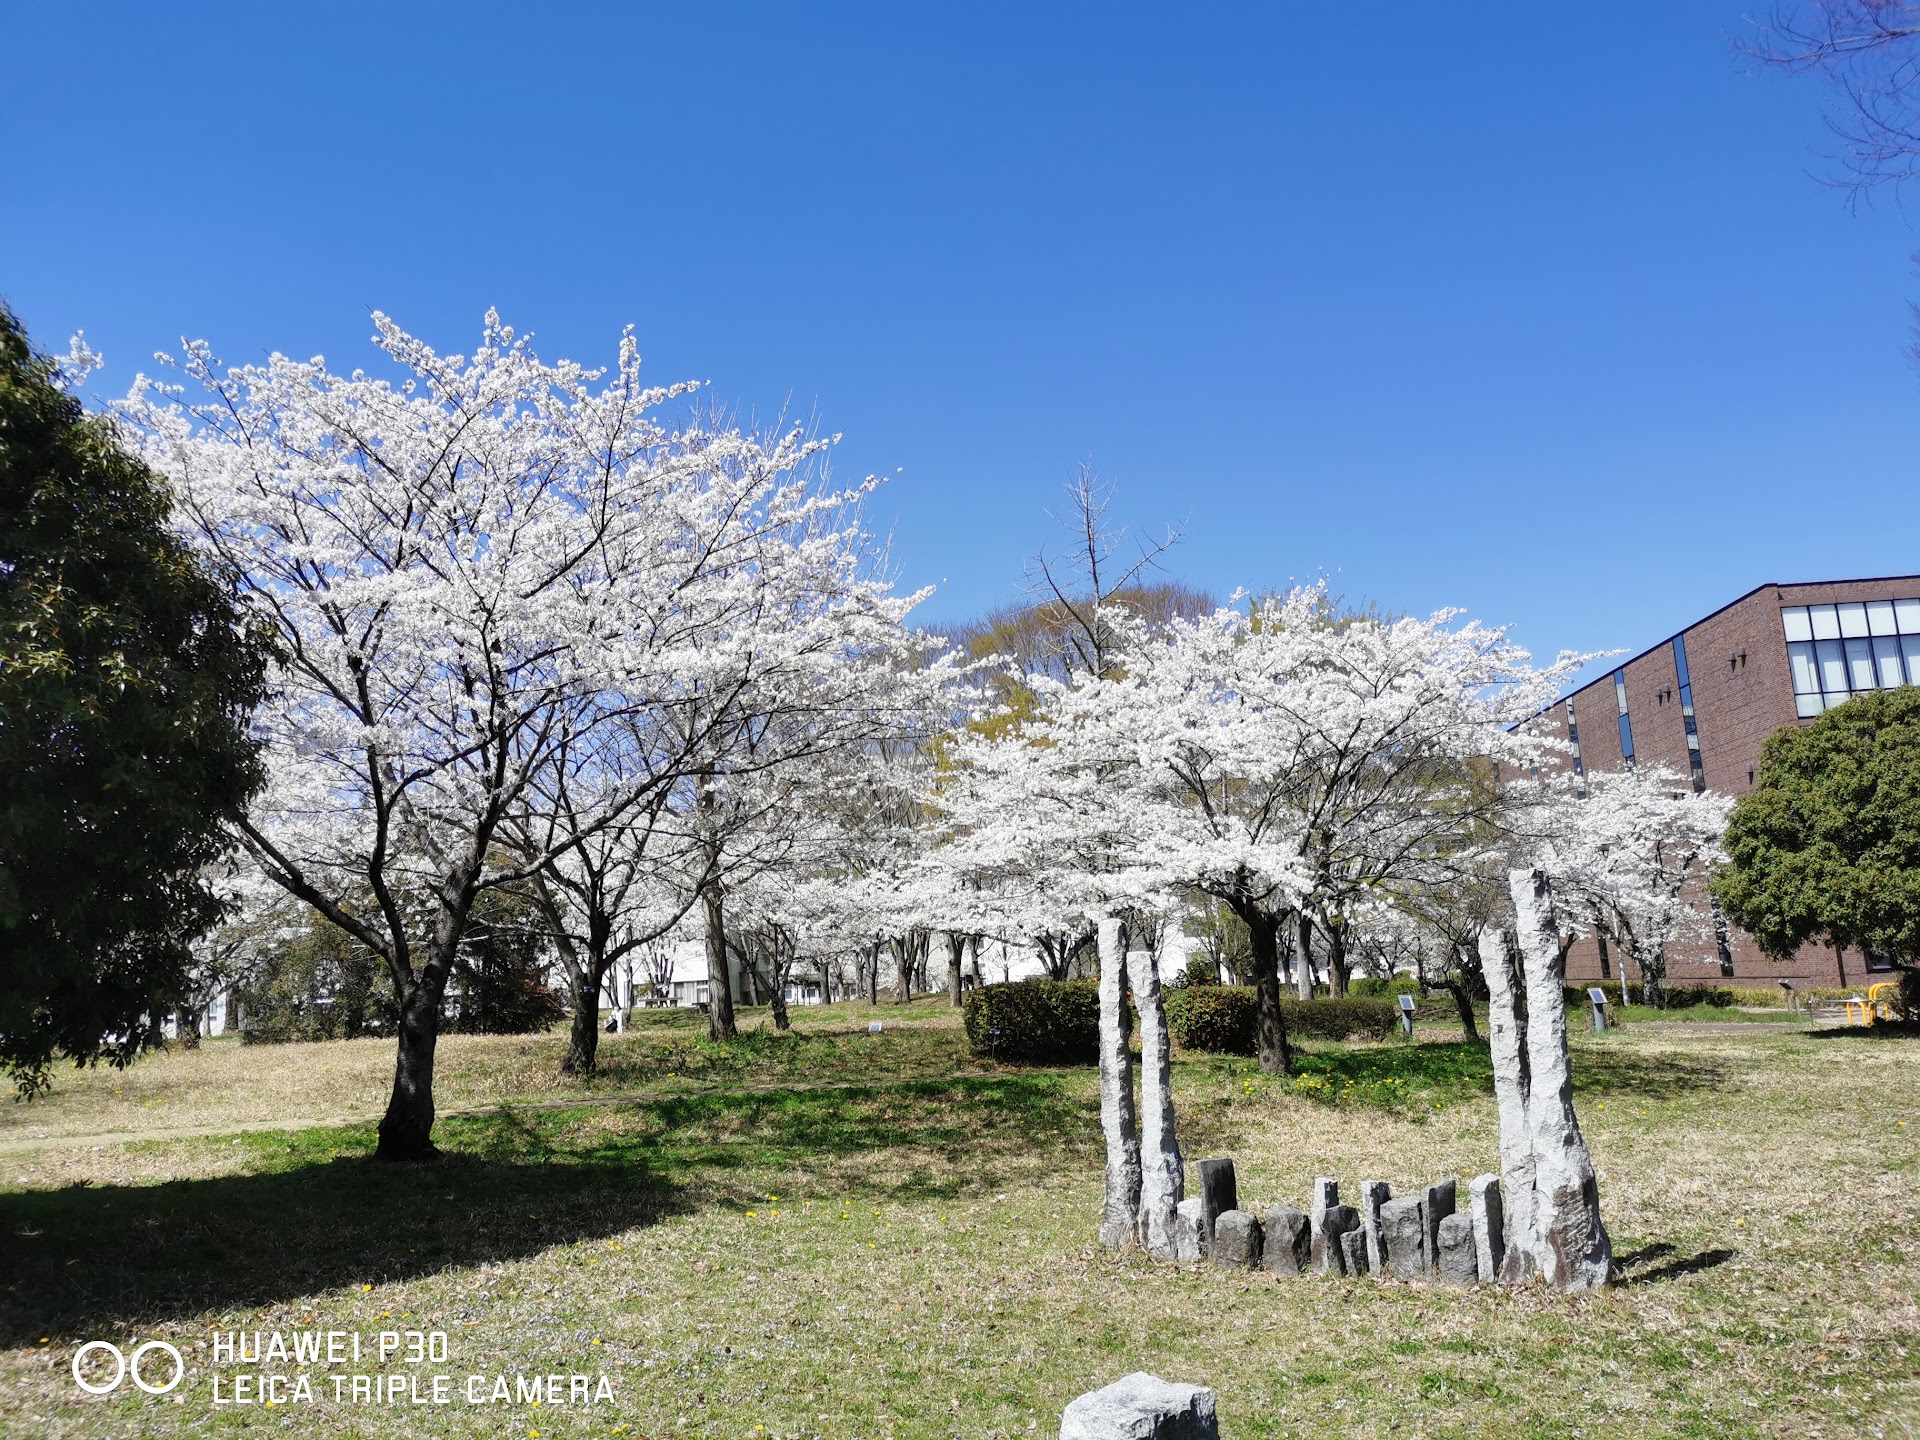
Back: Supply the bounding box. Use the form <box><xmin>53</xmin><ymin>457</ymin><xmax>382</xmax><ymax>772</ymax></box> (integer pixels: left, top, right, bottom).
<box><xmin>1587</xmin><ymin>987</ymin><xmax>1610</xmax><ymax>1034</ymax></box>
<box><xmin>1397</xmin><ymin>992</ymin><xmax>1416</xmax><ymax>1037</ymax></box>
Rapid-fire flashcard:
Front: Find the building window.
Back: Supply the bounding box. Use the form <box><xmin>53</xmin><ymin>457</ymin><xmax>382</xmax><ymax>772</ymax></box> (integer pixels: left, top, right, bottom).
<box><xmin>1782</xmin><ymin>598</ymin><xmax>1920</xmax><ymax>716</ymax></box>
<box><xmin>1671</xmin><ymin>635</ymin><xmax>1705</xmax><ymax>793</ymax></box>
<box><xmin>1613</xmin><ymin>669</ymin><xmax>1634</xmax><ymax>764</ymax></box>
<box><xmin>1564</xmin><ymin>699</ymin><xmax>1585</xmax><ymax>797</ymax></box>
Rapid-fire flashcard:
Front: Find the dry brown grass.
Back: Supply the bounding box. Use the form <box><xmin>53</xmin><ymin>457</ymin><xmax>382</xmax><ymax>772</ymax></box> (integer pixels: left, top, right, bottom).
<box><xmin>1</xmin><ymin>1014</ymin><xmax>1915</xmax><ymax>1439</ymax></box>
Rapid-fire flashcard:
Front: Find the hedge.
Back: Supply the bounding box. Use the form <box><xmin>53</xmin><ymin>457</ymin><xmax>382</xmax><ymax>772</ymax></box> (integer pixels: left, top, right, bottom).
<box><xmin>963</xmin><ymin>979</ymin><xmax>1102</xmax><ymax>1063</ymax></box>
<box><xmin>1350</xmin><ymin>974</ymin><xmax>1422</xmax><ymax>1000</ymax></box>
<box><xmin>1162</xmin><ymin>986</ymin><xmax>1399</xmax><ymax>1054</ymax></box>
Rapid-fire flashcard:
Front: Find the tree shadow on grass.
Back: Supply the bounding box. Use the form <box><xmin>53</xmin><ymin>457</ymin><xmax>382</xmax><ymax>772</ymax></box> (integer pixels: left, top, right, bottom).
<box><xmin>1804</xmin><ymin>1022</ymin><xmax>1920</xmax><ymax>1042</ymax></box>
<box><xmin>0</xmin><ymin>1073</ymin><xmax>1090</xmax><ymax>1344</ymax></box>
<box><xmin>1570</xmin><ymin>1045</ymin><xmax>1734</xmax><ymax>1101</ymax></box>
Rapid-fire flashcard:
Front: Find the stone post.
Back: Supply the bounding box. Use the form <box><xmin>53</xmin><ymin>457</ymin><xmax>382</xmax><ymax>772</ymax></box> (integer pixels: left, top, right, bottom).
<box><xmin>1422</xmin><ymin>1179</ymin><xmax>1457</xmax><ymax>1271</ymax></box>
<box><xmin>1196</xmin><ymin>1158</ymin><xmax>1237</xmax><ymax>1250</ymax></box>
<box><xmin>1263</xmin><ymin>1206</ymin><xmax>1310</xmax><ymax>1275</ymax></box>
<box><xmin>1319</xmin><ymin>1204</ymin><xmax>1360</xmax><ymax>1276</ymax></box>
<box><xmin>1357</xmin><ymin>1179</ymin><xmax>1391</xmax><ymax>1276</ymax></box>
<box><xmin>1338</xmin><ymin>1228</ymin><xmax>1370</xmax><ymax>1277</ymax></box>
<box><xmin>1510</xmin><ymin>869</ymin><xmax>1612</xmax><ymax>1292</ymax></box>
<box><xmin>1096</xmin><ymin>918</ymin><xmax>1141</xmax><ymax>1250</ymax></box>
<box><xmin>1435</xmin><ymin>1213</ymin><xmax>1478</xmax><ymax>1286</ymax></box>
<box><xmin>1211</xmin><ymin>1210</ymin><xmax>1262</xmax><ymax>1268</ymax></box>
<box><xmin>1173</xmin><ymin>1198</ymin><xmax>1206</xmax><ymax>1262</ymax></box>
<box><xmin>1308</xmin><ymin>1175</ymin><xmax>1338</xmax><ymax>1265</ymax></box>
<box><xmin>1479</xmin><ymin>925</ymin><xmax>1537</xmax><ymax>1285</ymax></box>
<box><xmin>1379</xmin><ymin>1196</ymin><xmax>1427</xmax><ymax>1279</ymax></box>
<box><xmin>1469</xmin><ymin>1174</ymin><xmax>1505</xmax><ymax>1284</ymax></box>
<box><xmin>1129</xmin><ymin>945</ymin><xmax>1184</xmax><ymax>1259</ymax></box>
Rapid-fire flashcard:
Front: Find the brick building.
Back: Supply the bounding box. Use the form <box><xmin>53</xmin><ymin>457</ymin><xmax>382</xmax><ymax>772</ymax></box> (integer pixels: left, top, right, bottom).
<box><xmin>1537</xmin><ymin>575</ymin><xmax>1920</xmax><ymax>992</ymax></box>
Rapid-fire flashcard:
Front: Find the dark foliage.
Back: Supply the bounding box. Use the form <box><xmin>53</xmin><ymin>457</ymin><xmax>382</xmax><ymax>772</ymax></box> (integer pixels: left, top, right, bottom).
<box><xmin>1164</xmin><ymin>985</ymin><xmax>1399</xmax><ymax>1053</ymax></box>
<box><xmin>447</xmin><ymin>889</ymin><xmax>565</xmax><ymax>1035</ymax></box>
<box><xmin>0</xmin><ymin>306</ymin><xmax>270</xmax><ymax>1094</ymax></box>
<box><xmin>962</xmin><ymin>979</ymin><xmax>1101</xmax><ymax>1063</ymax></box>
<box><xmin>240</xmin><ymin>919</ymin><xmax>395</xmax><ymax>1044</ymax></box>
<box><xmin>1714</xmin><ymin>688</ymin><xmax>1920</xmax><ymax>969</ymax></box>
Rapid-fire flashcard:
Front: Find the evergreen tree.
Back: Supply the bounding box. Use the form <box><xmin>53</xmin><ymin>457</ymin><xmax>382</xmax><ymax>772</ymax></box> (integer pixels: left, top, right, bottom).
<box><xmin>1715</xmin><ymin>687</ymin><xmax>1920</xmax><ymax>975</ymax></box>
<box><xmin>0</xmin><ymin>306</ymin><xmax>270</xmax><ymax>1093</ymax></box>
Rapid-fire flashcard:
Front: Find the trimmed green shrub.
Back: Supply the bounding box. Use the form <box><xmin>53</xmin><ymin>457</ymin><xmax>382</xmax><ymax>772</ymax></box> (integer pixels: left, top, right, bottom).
<box><xmin>963</xmin><ymin>979</ymin><xmax>1101</xmax><ymax>1064</ymax></box>
<box><xmin>1179</xmin><ymin>954</ymin><xmax>1223</xmax><ymax>987</ymax></box>
<box><xmin>1163</xmin><ymin>986</ymin><xmax>1399</xmax><ymax>1054</ymax></box>
<box><xmin>1290</xmin><ymin>996</ymin><xmax>1401</xmax><ymax>1043</ymax></box>
<box><xmin>1163</xmin><ymin>984</ymin><xmax>1255</xmax><ymax>1052</ymax></box>
<box><xmin>1351</xmin><ymin>974</ymin><xmax>1421</xmax><ymax>1000</ymax></box>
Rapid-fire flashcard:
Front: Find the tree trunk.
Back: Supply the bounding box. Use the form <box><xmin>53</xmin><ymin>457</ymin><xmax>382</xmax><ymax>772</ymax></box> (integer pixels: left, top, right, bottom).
<box><xmin>1095</xmin><ymin>918</ymin><xmax>1141</xmax><ymax>1250</ymax></box>
<box><xmin>769</xmin><ymin>934</ymin><xmax>791</xmax><ymax>1032</ymax></box>
<box><xmin>703</xmin><ymin>881</ymin><xmax>736</xmax><ymax>1041</ymax></box>
<box><xmin>892</xmin><ymin>931</ymin><xmax>920</xmax><ymax>1004</ymax></box>
<box><xmin>1244</xmin><ymin>908</ymin><xmax>1294</xmax><ymax>1076</ymax></box>
<box><xmin>1641</xmin><ymin>946</ymin><xmax>1669</xmax><ymax>1009</ymax></box>
<box><xmin>1295</xmin><ymin>911</ymin><xmax>1316</xmax><ymax>1000</ymax></box>
<box><xmin>1446</xmin><ymin>973</ymin><xmax>1482</xmax><ymax>1044</ymax></box>
<box><xmin>866</xmin><ymin>942</ymin><xmax>879</xmax><ymax>1006</ymax></box>
<box><xmin>1325</xmin><ymin>919</ymin><xmax>1350</xmax><ymax>997</ymax></box>
<box><xmin>561</xmin><ymin>972</ymin><xmax>602</xmax><ymax>1075</ymax></box>
<box><xmin>1128</xmin><ymin>943</ymin><xmax>1183</xmax><ymax>1259</ymax></box>
<box><xmin>1489</xmin><ymin>868</ymin><xmax>1612</xmax><ymax>1292</ymax></box>
<box><xmin>943</xmin><ymin>931</ymin><xmax>963</xmax><ymax>1007</ymax></box>
<box><xmin>376</xmin><ymin>971</ymin><xmax>446</xmax><ymax>1161</ymax></box>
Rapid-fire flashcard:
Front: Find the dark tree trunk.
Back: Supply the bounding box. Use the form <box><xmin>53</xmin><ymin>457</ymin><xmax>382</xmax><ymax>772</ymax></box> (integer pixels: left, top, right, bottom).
<box><xmin>377</xmin><ymin>972</ymin><xmax>446</xmax><ymax>1161</ymax></box>
<box><xmin>704</xmin><ymin>881</ymin><xmax>736</xmax><ymax>1041</ymax></box>
<box><xmin>1295</xmin><ymin>911</ymin><xmax>1316</xmax><ymax>1000</ymax></box>
<box><xmin>1243</xmin><ymin>908</ymin><xmax>1294</xmax><ymax>1076</ymax></box>
<box><xmin>1444</xmin><ymin>955</ymin><xmax>1482</xmax><ymax>1044</ymax></box>
<box><xmin>866</xmin><ymin>943</ymin><xmax>879</xmax><ymax>1006</ymax></box>
<box><xmin>769</xmin><ymin>935</ymin><xmax>791</xmax><ymax>1032</ymax></box>
<box><xmin>1325</xmin><ymin>919</ymin><xmax>1350</xmax><ymax>997</ymax></box>
<box><xmin>893</xmin><ymin>933</ymin><xmax>916</xmax><ymax>1004</ymax></box>
<box><xmin>561</xmin><ymin>973</ymin><xmax>602</xmax><ymax>1075</ymax></box>
<box><xmin>946</xmin><ymin>932</ymin><xmax>963</xmax><ymax>1008</ymax></box>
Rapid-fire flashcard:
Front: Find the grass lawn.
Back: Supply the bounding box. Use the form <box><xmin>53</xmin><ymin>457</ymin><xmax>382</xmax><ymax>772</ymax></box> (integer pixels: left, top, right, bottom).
<box><xmin>2</xmin><ymin>1000</ymin><xmax>1915</xmax><ymax>1439</ymax></box>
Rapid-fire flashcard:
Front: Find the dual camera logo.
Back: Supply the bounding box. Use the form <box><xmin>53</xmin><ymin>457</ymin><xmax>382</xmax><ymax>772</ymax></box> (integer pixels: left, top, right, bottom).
<box><xmin>71</xmin><ymin>1339</ymin><xmax>186</xmax><ymax>1395</ymax></box>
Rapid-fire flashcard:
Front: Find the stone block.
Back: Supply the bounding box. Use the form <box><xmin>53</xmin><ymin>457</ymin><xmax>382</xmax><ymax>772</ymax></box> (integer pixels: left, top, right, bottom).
<box><xmin>1379</xmin><ymin>1196</ymin><xmax>1427</xmax><ymax>1279</ymax></box>
<box><xmin>1262</xmin><ymin>1204</ymin><xmax>1310</xmax><ymax>1276</ymax></box>
<box><xmin>1316</xmin><ymin>1203</ymin><xmax>1360</xmax><ymax>1276</ymax></box>
<box><xmin>1422</xmin><ymin>1179</ymin><xmax>1457</xmax><ymax>1266</ymax></box>
<box><xmin>1173</xmin><ymin>1196</ymin><xmax>1205</xmax><ymax>1263</ymax></box>
<box><xmin>1435</xmin><ymin>1211</ymin><xmax>1478</xmax><ymax>1286</ymax></box>
<box><xmin>1196</xmin><ymin>1158</ymin><xmax>1238</xmax><ymax>1246</ymax></box>
<box><xmin>1357</xmin><ymin>1179</ymin><xmax>1390</xmax><ymax>1276</ymax></box>
<box><xmin>1469</xmin><ymin>1173</ymin><xmax>1505</xmax><ymax>1284</ymax></box>
<box><xmin>1060</xmin><ymin>1371</ymin><xmax>1219</xmax><ymax>1440</ymax></box>
<box><xmin>1210</xmin><ymin>1209</ymin><xmax>1262</xmax><ymax>1269</ymax></box>
<box><xmin>1338</xmin><ymin>1226</ymin><xmax>1369</xmax><ymax>1277</ymax></box>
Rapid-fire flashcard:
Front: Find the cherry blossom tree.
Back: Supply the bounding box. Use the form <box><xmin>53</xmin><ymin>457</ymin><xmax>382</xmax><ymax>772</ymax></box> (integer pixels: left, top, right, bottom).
<box><xmin>1565</xmin><ymin>764</ymin><xmax>1733</xmax><ymax>1007</ymax></box>
<box><xmin>117</xmin><ymin>311</ymin><xmax>896</xmax><ymax>1157</ymax></box>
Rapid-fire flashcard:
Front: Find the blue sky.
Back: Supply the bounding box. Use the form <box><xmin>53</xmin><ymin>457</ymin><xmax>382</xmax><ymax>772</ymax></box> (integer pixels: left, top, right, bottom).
<box><xmin>6</xmin><ymin>3</ymin><xmax>1918</xmax><ymax>686</ymax></box>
